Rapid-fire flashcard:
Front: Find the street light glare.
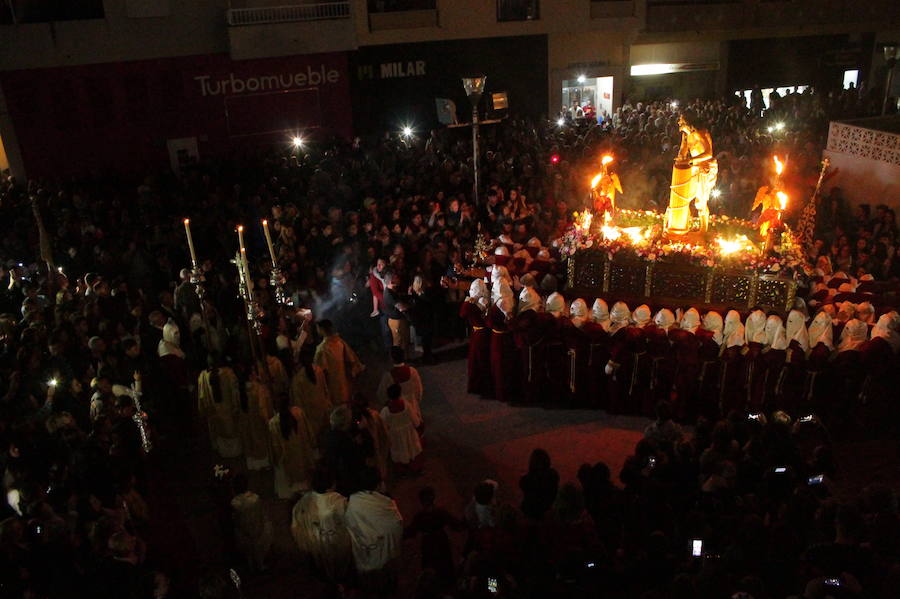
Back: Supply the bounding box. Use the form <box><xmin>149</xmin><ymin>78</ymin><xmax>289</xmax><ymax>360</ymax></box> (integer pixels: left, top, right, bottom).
<box><xmin>402</xmin><ymin>126</ymin><xmax>413</xmax><ymax>137</ymax></box>
<box><xmin>557</xmin><ymin>118</ymin><xmax>565</xmax><ymax>126</ymax></box>
<box><xmin>291</xmin><ymin>136</ymin><xmax>303</xmax><ymax>147</ymax></box>
<box><xmin>711</xmin><ymin>189</ymin><xmax>721</xmax><ymax>199</ymax></box>
<box><xmin>577</xmin><ymin>74</ymin><xmax>586</xmax><ymax>84</ymax></box>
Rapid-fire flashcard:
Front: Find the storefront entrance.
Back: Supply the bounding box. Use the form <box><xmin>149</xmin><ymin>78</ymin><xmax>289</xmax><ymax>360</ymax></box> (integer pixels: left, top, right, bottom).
<box><xmin>561</xmin><ymin>76</ymin><xmax>613</xmax><ymax>122</ymax></box>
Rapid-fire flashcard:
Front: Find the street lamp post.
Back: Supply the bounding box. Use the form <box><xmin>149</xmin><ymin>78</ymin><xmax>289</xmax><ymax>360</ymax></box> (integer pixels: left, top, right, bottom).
<box><xmin>463</xmin><ymin>76</ymin><xmax>486</xmax><ymax>205</ymax></box>
<box><xmin>882</xmin><ymin>44</ymin><xmax>900</xmax><ymax>116</ymax></box>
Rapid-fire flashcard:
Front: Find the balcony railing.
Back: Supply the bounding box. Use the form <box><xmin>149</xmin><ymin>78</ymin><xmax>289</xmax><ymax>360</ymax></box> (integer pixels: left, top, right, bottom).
<box><xmin>226</xmin><ymin>2</ymin><xmax>350</xmax><ymax>26</ymax></box>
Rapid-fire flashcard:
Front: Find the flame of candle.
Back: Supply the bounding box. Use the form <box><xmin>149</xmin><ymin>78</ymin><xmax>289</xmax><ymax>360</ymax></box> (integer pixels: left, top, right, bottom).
<box><xmin>773</xmin><ymin>155</ymin><xmax>784</xmax><ymax>176</ymax></box>
<box><xmin>601</xmin><ymin>154</ymin><xmax>614</xmax><ymax>165</ymax></box>
<box><xmin>776</xmin><ymin>191</ymin><xmax>788</xmax><ymax>210</ymax></box>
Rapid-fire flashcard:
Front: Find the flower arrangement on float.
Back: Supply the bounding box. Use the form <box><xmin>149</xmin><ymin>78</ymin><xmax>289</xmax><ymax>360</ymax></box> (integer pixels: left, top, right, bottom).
<box><xmin>556</xmin><ymin>208</ymin><xmax>807</xmax><ymax>275</ymax></box>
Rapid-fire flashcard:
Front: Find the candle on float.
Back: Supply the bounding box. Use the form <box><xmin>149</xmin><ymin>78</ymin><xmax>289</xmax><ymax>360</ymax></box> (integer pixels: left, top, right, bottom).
<box><xmin>240</xmin><ymin>247</ymin><xmax>254</xmax><ymax>302</ymax></box>
<box><xmin>237</xmin><ymin>225</ymin><xmax>246</xmax><ymax>253</ymax></box>
<box><xmin>262</xmin><ymin>219</ymin><xmax>277</xmax><ymax>266</ymax></box>
<box><xmin>184</xmin><ymin>218</ymin><xmax>197</xmax><ymax>267</ymax></box>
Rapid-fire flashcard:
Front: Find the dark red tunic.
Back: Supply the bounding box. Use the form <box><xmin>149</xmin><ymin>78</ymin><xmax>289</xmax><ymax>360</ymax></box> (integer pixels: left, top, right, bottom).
<box><xmin>459</xmin><ymin>301</ymin><xmax>493</xmax><ymax>397</ymax></box>
<box><xmin>486</xmin><ymin>305</ymin><xmax>520</xmax><ymax>403</ymax></box>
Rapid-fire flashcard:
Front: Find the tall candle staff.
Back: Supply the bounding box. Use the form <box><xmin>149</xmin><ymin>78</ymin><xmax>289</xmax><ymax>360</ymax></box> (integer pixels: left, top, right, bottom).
<box><xmin>183</xmin><ymin>218</ymin><xmax>214</xmax><ymax>353</ymax></box>
<box><xmin>230</xmin><ymin>227</ymin><xmax>274</xmax><ymax>390</ymax></box>
<box><xmin>262</xmin><ymin>219</ymin><xmax>291</xmax><ymax>306</ymax></box>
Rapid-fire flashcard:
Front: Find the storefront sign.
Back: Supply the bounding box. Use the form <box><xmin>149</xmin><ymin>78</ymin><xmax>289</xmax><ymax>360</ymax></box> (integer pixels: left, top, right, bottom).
<box><xmin>357</xmin><ymin>60</ymin><xmax>426</xmax><ymax>81</ymax></box>
<box><xmin>193</xmin><ymin>65</ymin><xmax>341</xmax><ymax>96</ymax></box>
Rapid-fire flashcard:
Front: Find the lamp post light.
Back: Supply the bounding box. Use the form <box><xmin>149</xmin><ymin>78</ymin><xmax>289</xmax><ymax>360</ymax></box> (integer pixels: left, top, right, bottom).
<box><xmin>882</xmin><ymin>44</ymin><xmax>900</xmax><ymax>116</ymax></box>
<box><xmin>462</xmin><ymin>76</ymin><xmax>486</xmax><ymax>205</ymax></box>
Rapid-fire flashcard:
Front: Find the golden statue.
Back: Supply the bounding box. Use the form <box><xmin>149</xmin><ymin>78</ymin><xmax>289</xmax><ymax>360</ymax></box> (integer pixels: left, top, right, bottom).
<box><xmin>666</xmin><ymin>115</ymin><xmax>717</xmax><ymax>234</ymax></box>
<box><xmin>590</xmin><ymin>154</ymin><xmax>623</xmax><ymax>224</ymax></box>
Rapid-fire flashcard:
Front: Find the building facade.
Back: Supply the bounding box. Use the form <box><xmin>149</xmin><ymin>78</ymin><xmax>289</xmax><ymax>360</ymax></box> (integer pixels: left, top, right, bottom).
<box><xmin>1</xmin><ymin>0</ymin><xmax>898</xmax><ymax>177</ymax></box>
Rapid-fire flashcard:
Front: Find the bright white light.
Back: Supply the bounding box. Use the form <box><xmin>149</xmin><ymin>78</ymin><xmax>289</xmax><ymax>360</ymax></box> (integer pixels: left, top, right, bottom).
<box><xmin>577</xmin><ymin>74</ymin><xmax>586</xmax><ymax>84</ymax></box>
<box><xmin>630</xmin><ymin>63</ymin><xmax>678</xmax><ymax>77</ymax></box>
<box><xmin>670</xmin><ymin>100</ymin><xmax>679</xmax><ymax>109</ymax></box>
<box><xmin>402</xmin><ymin>126</ymin><xmax>413</xmax><ymax>137</ymax></box>
<box><xmin>767</xmin><ymin>126</ymin><xmax>774</xmax><ymax>133</ymax></box>
<box><xmin>291</xmin><ymin>136</ymin><xmax>304</xmax><ymax>147</ymax></box>
<box><xmin>711</xmin><ymin>189</ymin><xmax>721</xmax><ymax>199</ymax></box>
<box><xmin>774</xmin><ymin>122</ymin><xmax>785</xmax><ymax>131</ymax></box>
<box><xmin>557</xmin><ymin>118</ymin><xmax>565</xmax><ymax>126</ymax></box>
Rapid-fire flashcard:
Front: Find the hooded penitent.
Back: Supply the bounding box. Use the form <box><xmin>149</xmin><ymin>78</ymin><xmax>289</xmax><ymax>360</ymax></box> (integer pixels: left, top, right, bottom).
<box><xmin>745</xmin><ymin>310</ymin><xmax>767</xmax><ymax>344</ymax></box>
<box><xmin>545</xmin><ymin>292</ymin><xmax>566</xmax><ymax>318</ymax></box>
<box><xmin>837</xmin><ymin>318</ymin><xmax>867</xmax><ymax>353</ymax></box>
<box><xmin>570</xmin><ymin>299</ymin><xmax>589</xmax><ymax>328</ymax></box>
<box><xmin>681</xmin><ymin>308</ymin><xmax>701</xmax><ymax>333</ymax></box>
<box><xmin>807</xmin><ymin>311</ymin><xmax>834</xmax><ymax>351</ymax></box>
<box><xmin>702</xmin><ymin>311</ymin><xmax>724</xmax><ymax>345</ymax></box>
<box><xmin>592</xmin><ymin>299</ymin><xmax>610</xmax><ymax>330</ymax></box>
<box><xmin>517</xmin><ymin>286</ymin><xmax>542</xmax><ymax>315</ymax></box>
<box><xmin>632</xmin><ymin>305</ymin><xmax>652</xmax><ymax>328</ymax></box>
<box><xmin>653</xmin><ymin>308</ymin><xmax>675</xmax><ymax>330</ymax></box>
<box><xmin>608</xmin><ymin>301</ymin><xmax>631</xmax><ymax>334</ymax></box>
<box><xmin>785</xmin><ymin>309</ymin><xmax>810</xmax><ymax>353</ymax></box>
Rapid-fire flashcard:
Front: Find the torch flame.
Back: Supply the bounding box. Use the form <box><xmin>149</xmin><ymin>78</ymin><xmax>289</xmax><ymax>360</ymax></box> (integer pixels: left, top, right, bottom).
<box><xmin>776</xmin><ymin>191</ymin><xmax>788</xmax><ymax>211</ymax></box>
<box><xmin>601</xmin><ymin>154</ymin><xmax>614</xmax><ymax>166</ymax></box>
<box><xmin>590</xmin><ymin>173</ymin><xmax>603</xmax><ymax>189</ymax></box>
<box><xmin>773</xmin><ymin>155</ymin><xmax>784</xmax><ymax>176</ymax></box>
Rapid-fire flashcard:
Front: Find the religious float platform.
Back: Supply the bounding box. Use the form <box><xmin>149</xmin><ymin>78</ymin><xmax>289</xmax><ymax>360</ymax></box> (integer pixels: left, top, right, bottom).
<box><xmin>559</xmin><ymin>209</ymin><xmax>802</xmax><ymax>314</ymax></box>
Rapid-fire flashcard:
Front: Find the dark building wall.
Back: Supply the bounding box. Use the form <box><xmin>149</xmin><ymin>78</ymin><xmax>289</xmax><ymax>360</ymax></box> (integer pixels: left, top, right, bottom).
<box><xmin>351</xmin><ymin>35</ymin><xmax>549</xmax><ymax>134</ymax></box>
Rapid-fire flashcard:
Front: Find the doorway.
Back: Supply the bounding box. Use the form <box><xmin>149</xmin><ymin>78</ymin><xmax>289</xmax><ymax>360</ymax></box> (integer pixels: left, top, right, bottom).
<box><xmin>561</xmin><ymin>76</ymin><xmax>614</xmax><ymax>122</ymax></box>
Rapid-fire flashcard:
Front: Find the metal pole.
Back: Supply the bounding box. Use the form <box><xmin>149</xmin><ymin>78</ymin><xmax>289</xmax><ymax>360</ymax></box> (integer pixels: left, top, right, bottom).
<box><xmin>472</xmin><ymin>106</ymin><xmax>480</xmax><ymax>206</ymax></box>
<box><xmin>883</xmin><ymin>61</ymin><xmax>896</xmax><ymax>116</ymax></box>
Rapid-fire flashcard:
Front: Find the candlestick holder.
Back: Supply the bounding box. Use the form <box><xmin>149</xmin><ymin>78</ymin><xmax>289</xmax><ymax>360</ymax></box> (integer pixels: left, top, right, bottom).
<box><xmin>270</xmin><ymin>266</ymin><xmax>292</xmax><ymax>307</ymax></box>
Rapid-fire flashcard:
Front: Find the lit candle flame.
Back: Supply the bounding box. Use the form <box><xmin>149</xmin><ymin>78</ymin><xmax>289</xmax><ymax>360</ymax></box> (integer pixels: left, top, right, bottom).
<box><xmin>601</xmin><ymin>154</ymin><xmax>614</xmax><ymax>166</ymax></box>
<box><xmin>600</xmin><ymin>225</ymin><xmax>621</xmax><ymax>241</ymax></box>
<box><xmin>716</xmin><ymin>235</ymin><xmax>754</xmax><ymax>256</ymax></box>
<box><xmin>776</xmin><ymin>191</ymin><xmax>788</xmax><ymax>211</ymax></box>
<box><xmin>773</xmin><ymin>155</ymin><xmax>784</xmax><ymax>176</ymax></box>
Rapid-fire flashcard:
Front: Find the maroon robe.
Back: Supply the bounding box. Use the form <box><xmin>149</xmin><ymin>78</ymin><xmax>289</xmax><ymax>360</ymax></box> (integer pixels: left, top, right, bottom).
<box><xmin>719</xmin><ymin>344</ymin><xmax>746</xmax><ymax>416</ymax></box>
<box><xmin>775</xmin><ymin>340</ymin><xmax>807</xmax><ymax>413</ymax></box>
<box><xmin>486</xmin><ymin>305</ymin><xmax>520</xmax><ymax>403</ymax></box>
<box><xmin>512</xmin><ymin>309</ymin><xmax>552</xmax><ymax>405</ymax></box>
<box><xmin>542</xmin><ymin>316</ymin><xmax>573</xmax><ymax>406</ymax></box>
<box><xmin>460</xmin><ymin>301</ymin><xmax>493</xmax><ymax>397</ymax></box>
<box><xmin>565</xmin><ymin>322</ymin><xmax>595</xmax><ymax>408</ymax></box>
<box><xmin>584</xmin><ymin>323</ymin><xmax>610</xmax><ymax>410</ymax></box>
<box><xmin>607</xmin><ymin>326</ymin><xmax>646</xmax><ymax>415</ymax></box>
<box><xmin>643</xmin><ymin>324</ymin><xmax>674</xmax><ymax>417</ymax></box>
<box><xmin>695</xmin><ymin>330</ymin><xmax>721</xmax><ymax>420</ymax></box>
<box><xmin>668</xmin><ymin>328</ymin><xmax>701</xmax><ymax>421</ymax></box>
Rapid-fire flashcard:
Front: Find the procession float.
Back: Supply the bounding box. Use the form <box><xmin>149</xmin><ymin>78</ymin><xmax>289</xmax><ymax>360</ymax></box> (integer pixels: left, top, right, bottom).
<box><xmin>557</xmin><ymin>114</ymin><xmax>826</xmax><ymax>313</ymax></box>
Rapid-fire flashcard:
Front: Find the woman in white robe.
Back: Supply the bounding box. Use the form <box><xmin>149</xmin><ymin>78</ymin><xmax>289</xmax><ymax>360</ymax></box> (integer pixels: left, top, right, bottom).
<box><xmin>379</xmin><ymin>384</ymin><xmax>422</xmax><ymax>468</ymax></box>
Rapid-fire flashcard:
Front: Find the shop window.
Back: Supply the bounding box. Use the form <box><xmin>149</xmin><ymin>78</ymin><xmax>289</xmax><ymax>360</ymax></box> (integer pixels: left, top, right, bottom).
<box><xmin>843</xmin><ymin>70</ymin><xmax>859</xmax><ymax>90</ymax></box>
<box><xmin>561</xmin><ymin>76</ymin><xmax>614</xmax><ymax>122</ymax></box>
<box><xmin>367</xmin><ymin>0</ymin><xmax>436</xmax><ymax>13</ymax></box>
<box><xmin>497</xmin><ymin>0</ymin><xmax>539</xmax><ymax>22</ymax></box>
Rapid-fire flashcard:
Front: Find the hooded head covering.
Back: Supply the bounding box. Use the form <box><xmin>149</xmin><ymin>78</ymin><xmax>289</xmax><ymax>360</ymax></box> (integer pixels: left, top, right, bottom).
<box><xmin>745</xmin><ymin>310</ymin><xmax>767</xmax><ymax>344</ymax></box>
<box><xmin>492</xmin><ymin>279</ymin><xmax>513</xmax><ymax>305</ymax></box>
<box><xmin>536</xmin><ymin>248</ymin><xmax>551</xmax><ymax>261</ymax></box>
<box><xmin>725</xmin><ymin>321</ymin><xmax>746</xmax><ymax>348</ymax></box>
<box><xmin>570</xmin><ymin>299</ymin><xmax>589</xmax><ymax>327</ymax></box>
<box><xmin>526</xmin><ymin>237</ymin><xmax>541</xmax><ymax>248</ymax></box>
<box><xmin>491</xmin><ymin>265</ymin><xmax>511</xmax><ymax>285</ymax></box>
<box><xmin>807</xmin><ymin>311</ymin><xmax>834</xmax><ymax>351</ymax></box>
<box><xmin>159</xmin><ymin>319</ymin><xmax>185</xmax><ymax>359</ymax></box>
<box><xmin>520</xmin><ymin>273</ymin><xmax>537</xmax><ymax>290</ymax></box>
<box><xmin>702</xmin><ymin>311</ymin><xmax>724</xmax><ymax>345</ymax></box>
<box><xmin>469</xmin><ymin>279</ymin><xmax>487</xmax><ymax>301</ymax></box>
<box><xmin>871</xmin><ymin>311</ymin><xmax>900</xmax><ymax>353</ymax></box>
<box><xmin>498</xmin><ymin>234</ymin><xmax>514</xmax><ymax>246</ymax></box>
<box><xmin>770</xmin><ymin>325</ymin><xmax>789</xmax><ymax>351</ymax></box>
<box><xmin>517</xmin><ymin>286</ymin><xmax>542</xmax><ymax>314</ymax></box>
<box><xmin>723</xmin><ymin>310</ymin><xmax>742</xmax><ymax>340</ymax></box>
<box><xmin>632</xmin><ymin>304</ymin><xmax>652</xmax><ymax>328</ymax></box>
<box><xmin>653</xmin><ymin>309</ymin><xmax>675</xmax><ymax>330</ymax></box>
<box><xmin>786</xmin><ymin>309</ymin><xmax>810</xmax><ymax>353</ymax></box>
<box><xmin>494</xmin><ymin>245</ymin><xmax>510</xmax><ymax>257</ymax></box>
<box><xmin>496</xmin><ymin>294</ymin><xmax>515</xmax><ymax>317</ymax></box>
<box><xmin>609</xmin><ymin>301</ymin><xmax>631</xmax><ymax>334</ymax></box>
<box><xmin>764</xmin><ymin>315</ymin><xmax>785</xmax><ymax>349</ymax></box>
<box><xmin>836</xmin><ymin>301</ymin><xmax>856</xmax><ymax>323</ymax></box>
<box><xmin>592</xmin><ymin>299</ymin><xmax>610</xmax><ymax>329</ymax></box>
<box><xmin>545</xmin><ymin>292</ymin><xmax>567</xmax><ymax>317</ymax></box>
<box><xmin>681</xmin><ymin>308</ymin><xmax>701</xmax><ymax>333</ymax></box>
<box><xmin>837</xmin><ymin>319</ymin><xmax>867</xmax><ymax>353</ymax></box>
<box><xmin>856</xmin><ymin>301</ymin><xmax>875</xmax><ymax>324</ymax></box>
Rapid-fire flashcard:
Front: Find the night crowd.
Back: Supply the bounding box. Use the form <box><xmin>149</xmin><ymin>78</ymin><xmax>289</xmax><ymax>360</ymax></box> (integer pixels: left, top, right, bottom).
<box><xmin>0</xmin><ymin>83</ymin><xmax>898</xmax><ymax>599</ymax></box>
